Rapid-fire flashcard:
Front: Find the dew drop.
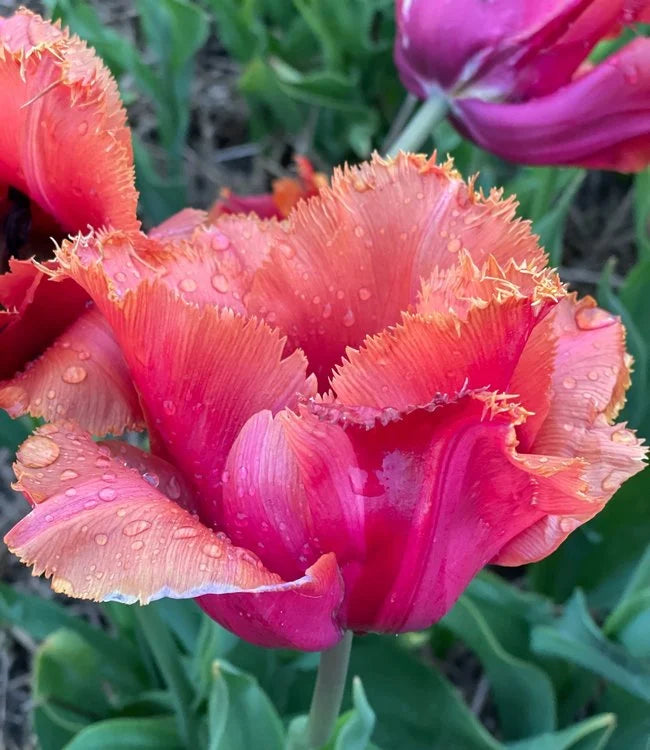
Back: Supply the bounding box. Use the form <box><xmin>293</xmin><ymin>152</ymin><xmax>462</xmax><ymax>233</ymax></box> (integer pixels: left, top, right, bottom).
<box><xmin>115</xmin><ymin>271</ymin><xmax>127</xmax><ymax>283</ymax></box>
<box><xmin>78</xmin><ymin>350</ymin><xmax>91</xmax><ymax>361</ymax></box>
<box><xmin>77</xmin><ymin>120</ymin><xmax>88</xmax><ymax>135</ymax></box>
<box><xmin>447</xmin><ymin>238</ymin><xmax>461</xmax><ymax>253</ymax></box>
<box><xmin>601</xmin><ymin>471</ymin><xmax>621</xmax><ymax>492</ymax></box>
<box><xmin>562</xmin><ymin>376</ymin><xmax>577</xmax><ymax>390</ymax></box>
<box><xmin>575</xmin><ymin>306</ymin><xmax>616</xmax><ymax>331</ymax></box>
<box><xmin>611</xmin><ymin>429</ymin><xmax>635</xmax><ymax>444</ymax></box>
<box><xmin>322</xmin><ymin>302</ymin><xmax>332</xmax><ymax>319</ymax></box>
<box><xmin>179</xmin><ymin>278</ymin><xmax>197</xmax><ymax>293</ymax></box>
<box><xmin>172</xmin><ymin>526</ymin><xmax>199</xmax><ymax>539</ymax></box>
<box><xmin>211</xmin><ymin>231</ymin><xmax>230</xmax><ymax>251</ymax></box>
<box><xmin>123</xmin><ymin>519</ymin><xmax>152</xmax><ymax>536</ymax></box>
<box><xmin>99</xmin><ymin>487</ymin><xmax>117</xmax><ymax>502</ymax></box>
<box><xmin>131</xmin><ymin>539</ymin><xmax>145</xmax><ymax>551</ymax></box>
<box><xmin>60</xmin><ymin>469</ymin><xmax>78</xmax><ymax>481</ymax></box>
<box><xmin>47</xmin><ymin>389</ymin><xmax>56</xmax><ymax>399</ymax></box>
<box><xmin>354</xmin><ymin>225</ymin><xmax>365</xmax><ymax>238</ymax></box>
<box><xmin>203</xmin><ymin>542</ymin><xmax>223</xmax><ymax>558</ymax></box>
<box><xmin>342</xmin><ymin>309</ymin><xmax>356</xmax><ymax>328</ymax></box>
<box><xmin>167</xmin><ymin>475</ymin><xmax>182</xmax><ymax>499</ymax></box>
<box><xmin>62</xmin><ymin>365</ymin><xmax>87</xmax><ymax>384</ymax></box>
<box><xmin>587</xmin><ymin>370</ymin><xmax>599</xmax><ymax>381</ymax></box>
<box><xmin>65</xmin><ymin>488</ymin><xmax>77</xmax><ymax>497</ymax></box>
<box><xmin>279</xmin><ymin>242</ymin><xmax>295</xmax><ymax>259</ymax></box>
<box><xmin>358</xmin><ymin>287</ymin><xmax>371</xmax><ymax>301</ymax></box>
<box><xmin>18</xmin><ymin>436</ymin><xmax>60</xmax><ymax>468</ymax></box>
<box><xmin>562</xmin><ymin>422</ymin><xmax>573</xmax><ymax>432</ymax></box>
<box><xmin>211</xmin><ymin>273</ymin><xmax>229</xmax><ymax>293</ymax></box>
<box><xmin>94</xmin><ymin>533</ymin><xmax>108</xmax><ymax>546</ymax></box>
<box><xmin>163</xmin><ymin>400</ymin><xmax>176</xmax><ymax>415</ymax></box>
<box><xmin>143</xmin><ymin>472</ymin><xmax>160</xmax><ymax>488</ymax></box>
<box><xmin>102</xmin><ymin>472</ymin><xmax>117</xmax><ymax>482</ymax></box>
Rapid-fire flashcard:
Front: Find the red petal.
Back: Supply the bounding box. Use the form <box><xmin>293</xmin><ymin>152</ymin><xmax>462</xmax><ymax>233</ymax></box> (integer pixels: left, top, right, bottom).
<box><xmin>219</xmin><ymin>409</ymin><xmax>365</xmax><ymax>581</ymax></box>
<box><xmin>149</xmin><ymin>208</ymin><xmax>208</xmax><ymax>243</ymax></box>
<box><xmin>58</xmin><ymin>264</ymin><xmax>314</xmax><ymax>526</ymax></box>
<box><xmin>0</xmin><ymin>10</ymin><xmax>138</xmax><ymax>234</ymax></box>
<box><xmin>6</xmin><ymin>422</ymin><xmax>344</xmax><ymax>649</ymax></box>
<box><xmin>0</xmin><ymin>305</ymin><xmax>143</xmax><ymax>434</ymax></box>
<box><xmin>245</xmin><ymin>153</ymin><xmax>545</xmax><ymax>386</ymax></box>
<box><xmin>0</xmin><ymin>260</ymin><xmax>88</xmax><ymax>379</ymax></box>
<box><xmin>210</xmin><ymin>189</ymin><xmax>283</xmax><ymax>221</ymax></box>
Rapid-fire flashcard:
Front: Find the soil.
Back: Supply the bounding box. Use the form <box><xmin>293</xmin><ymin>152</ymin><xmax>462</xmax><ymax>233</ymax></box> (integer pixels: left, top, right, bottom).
<box><xmin>0</xmin><ymin>1</ymin><xmax>641</xmax><ymax>748</ymax></box>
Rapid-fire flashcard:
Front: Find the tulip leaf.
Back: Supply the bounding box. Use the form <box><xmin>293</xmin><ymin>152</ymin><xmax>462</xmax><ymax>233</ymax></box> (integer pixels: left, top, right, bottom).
<box><xmin>62</xmin><ymin>716</ymin><xmax>181</xmax><ymax>749</ymax></box>
<box><xmin>442</xmin><ymin>594</ymin><xmax>556</xmax><ymax>739</ymax></box>
<box><xmin>349</xmin><ymin>636</ymin><xmax>501</xmax><ymax>750</ymax></box>
<box><xmin>634</xmin><ymin>170</ymin><xmax>650</xmax><ymax>260</ymax></box>
<box><xmin>506</xmin><ymin>713</ymin><xmax>616</xmax><ymax>750</ymax></box>
<box><xmin>326</xmin><ymin>676</ymin><xmax>377</xmax><ymax>750</ymax></box>
<box><xmin>595</xmin><ymin>684</ymin><xmax>650</xmax><ymax>749</ymax></box>
<box><xmin>531</xmin><ymin>591</ymin><xmax>650</xmax><ymax>702</ymax></box>
<box><xmin>0</xmin><ymin>411</ymin><xmax>31</xmax><ymax>449</ymax></box>
<box><xmin>206</xmin><ymin>660</ymin><xmax>285</xmax><ymax>750</ymax></box>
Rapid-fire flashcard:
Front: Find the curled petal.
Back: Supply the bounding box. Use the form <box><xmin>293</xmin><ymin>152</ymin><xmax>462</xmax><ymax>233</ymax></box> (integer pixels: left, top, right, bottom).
<box><xmin>148</xmin><ymin>208</ymin><xmax>208</xmax><ymax>243</ymax></box>
<box><xmin>0</xmin><ymin>260</ymin><xmax>88</xmax><ymax>379</ymax></box>
<box><xmin>0</xmin><ymin>306</ymin><xmax>143</xmax><ymax>434</ymax></box>
<box><xmin>0</xmin><ymin>10</ymin><xmax>138</xmax><ymax>234</ymax></box>
<box><xmin>57</xmin><ymin>261</ymin><xmax>315</xmax><ymax>526</ymax></box>
<box><xmin>6</xmin><ymin>423</ymin><xmax>344</xmax><ymax>649</ymax></box>
<box><xmin>332</xmin><ymin>297</ymin><xmax>543</xmax><ymax>410</ymax></box>
<box><xmin>220</xmin><ymin>409</ymin><xmax>365</xmax><ymax>581</ymax></box>
<box><xmin>453</xmin><ymin>38</ymin><xmax>650</xmax><ymax>172</ymax></box>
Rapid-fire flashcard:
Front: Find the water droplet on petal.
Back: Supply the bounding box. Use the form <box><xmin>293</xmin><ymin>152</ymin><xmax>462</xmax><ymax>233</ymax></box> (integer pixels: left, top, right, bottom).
<box><xmin>131</xmin><ymin>539</ymin><xmax>145</xmax><ymax>551</ymax></box>
<box><xmin>575</xmin><ymin>306</ymin><xmax>616</xmax><ymax>331</ymax></box>
<box><xmin>611</xmin><ymin>429</ymin><xmax>636</xmax><ymax>444</ymax></box>
<box><xmin>65</xmin><ymin>487</ymin><xmax>77</xmax><ymax>497</ymax></box>
<box><xmin>179</xmin><ymin>278</ymin><xmax>197</xmax><ymax>293</ymax></box>
<box><xmin>601</xmin><ymin>470</ymin><xmax>621</xmax><ymax>492</ymax></box>
<box><xmin>62</xmin><ymin>365</ymin><xmax>87</xmax><ymax>384</ymax></box>
<box><xmin>167</xmin><ymin>475</ymin><xmax>182</xmax><ymax>500</ymax></box>
<box><xmin>173</xmin><ymin>526</ymin><xmax>199</xmax><ymax>539</ymax></box>
<box><xmin>447</xmin><ymin>238</ymin><xmax>461</xmax><ymax>253</ymax></box>
<box><xmin>94</xmin><ymin>533</ymin><xmax>108</xmax><ymax>546</ymax></box>
<box><xmin>78</xmin><ymin>350</ymin><xmax>91</xmax><ymax>361</ymax></box>
<box><xmin>203</xmin><ymin>542</ymin><xmax>223</xmax><ymax>558</ymax></box>
<box><xmin>342</xmin><ymin>309</ymin><xmax>355</xmax><ymax>328</ymax></box>
<box><xmin>587</xmin><ymin>370</ymin><xmax>599</xmax><ymax>381</ymax></box>
<box><xmin>354</xmin><ymin>225</ymin><xmax>365</xmax><ymax>238</ymax></box>
<box><xmin>123</xmin><ymin>519</ymin><xmax>151</xmax><ymax>536</ymax></box>
<box><xmin>211</xmin><ymin>274</ymin><xmax>229</xmax><ymax>293</ymax></box>
<box><xmin>18</xmin><ymin>436</ymin><xmax>60</xmax><ymax>468</ymax></box>
<box><xmin>562</xmin><ymin>376</ymin><xmax>577</xmax><ymax>390</ymax></box>
<box><xmin>559</xmin><ymin>518</ymin><xmax>575</xmax><ymax>532</ymax></box>
<box><xmin>211</xmin><ymin>232</ymin><xmax>230</xmax><ymax>251</ymax></box>
<box><xmin>143</xmin><ymin>472</ymin><xmax>160</xmax><ymax>488</ymax></box>
<box><xmin>163</xmin><ymin>400</ymin><xmax>176</xmax><ymax>415</ymax></box>
<box><xmin>77</xmin><ymin>121</ymin><xmax>88</xmax><ymax>135</ymax></box>
<box><xmin>322</xmin><ymin>302</ymin><xmax>332</xmax><ymax>319</ymax></box>
<box><xmin>47</xmin><ymin>389</ymin><xmax>56</xmax><ymax>399</ymax></box>
<box><xmin>99</xmin><ymin>487</ymin><xmax>116</xmax><ymax>502</ymax></box>
<box><xmin>60</xmin><ymin>469</ymin><xmax>78</xmax><ymax>481</ymax></box>
<box><xmin>358</xmin><ymin>287</ymin><xmax>371</xmax><ymax>301</ymax></box>
<box><xmin>279</xmin><ymin>243</ymin><xmax>295</xmax><ymax>259</ymax></box>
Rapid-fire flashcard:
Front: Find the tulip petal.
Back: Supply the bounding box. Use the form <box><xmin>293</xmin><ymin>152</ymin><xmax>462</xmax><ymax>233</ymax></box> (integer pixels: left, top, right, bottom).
<box><xmin>148</xmin><ymin>208</ymin><xmax>208</xmax><ymax>243</ymax></box>
<box><xmin>0</xmin><ymin>260</ymin><xmax>89</xmax><ymax>379</ymax></box>
<box><xmin>219</xmin><ymin>409</ymin><xmax>365</xmax><ymax>581</ymax></box>
<box><xmin>454</xmin><ymin>38</ymin><xmax>650</xmax><ymax>171</ymax></box>
<box><xmin>0</xmin><ymin>306</ymin><xmax>143</xmax><ymax>434</ymax></box>
<box><xmin>245</xmin><ymin>153</ymin><xmax>546</xmax><ymax>385</ymax></box>
<box><xmin>56</xmin><ymin>259</ymin><xmax>315</xmax><ymax>526</ymax></box>
<box><xmin>332</xmin><ymin>297</ymin><xmax>544</xmax><ymax>410</ymax></box>
<box><xmin>6</xmin><ymin>423</ymin><xmax>344</xmax><ymax>650</ymax></box>
<box><xmin>0</xmin><ymin>10</ymin><xmax>138</xmax><ymax>234</ymax></box>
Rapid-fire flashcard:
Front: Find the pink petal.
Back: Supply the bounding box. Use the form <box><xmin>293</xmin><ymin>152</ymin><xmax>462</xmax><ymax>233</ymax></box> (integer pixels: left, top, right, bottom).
<box><xmin>453</xmin><ymin>38</ymin><xmax>650</xmax><ymax>171</ymax></box>
<box><xmin>6</xmin><ymin>422</ymin><xmax>344</xmax><ymax>650</ymax></box>
<box><xmin>246</xmin><ymin>153</ymin><xmax>545</xmax><ymax>386</ymax></box>
<box><xmin>0</xmin><ymin>306</ymin><xmax>143</xmax><ymax>434</ymax></box>
<box><xmin>219</xmin><ymin>409</ymin><xmax>365</xmax><ymax>581</ymax></box>
<box><xmin>148</xmin><ymin>208</ymin><xmax>208</xmax><ymax>243</ymax></box>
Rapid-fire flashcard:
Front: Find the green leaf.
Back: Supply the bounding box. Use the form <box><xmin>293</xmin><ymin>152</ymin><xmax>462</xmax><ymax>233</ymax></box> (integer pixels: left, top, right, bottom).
<box><xmin>0</xmin><ymin>411</ymin><xmax>31</xmax><ymax>449</ymax></box>
<box><xmin>634</xmin><ymin>169</ymin><xmax>650</xmax><ymax>260</ymax></box>
<box><xmin>596</xmin><ymin>684</ymin><xmax>650</xmax><ymax>749</ymax></box>
<box><xmin>349</xmin><ymin>636</ymin><xmax>500</xmax><ymax>750</ymax></box>
<box><xmin>330</xmin><ymin>676</ymin><xmax>376</xmax><ymax>750</ymax></box>
<box><xmin>63</xmin><ymin>716</ymin><xmax>181</xmax><ymax>749</ymax></box>
<box><xmin>207</xmin><ymin>660</ymin><xmax>285</xmax><ymax>750</ymax></box>
<box><xmin>442</xmin><ymin>594</ymin><xmax>556</xmax><ymax>739</ymax></box>
<box><xmin>507</xmin><ymin>713</ymin><xmax>616</xmax><ymax>750</ymax></box>
<box><xmin>531</xmin><ymin>591</ymin><xmax>650</xmax><ymax>702</ymax></box>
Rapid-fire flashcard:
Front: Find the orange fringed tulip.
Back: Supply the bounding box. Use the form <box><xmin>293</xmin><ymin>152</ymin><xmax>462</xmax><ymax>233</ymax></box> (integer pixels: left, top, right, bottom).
<box><xmin>209</xmin><ymin>156</ymin><xmax>327</xmax><ymax>220</ymax></box>
<box><xmin>4</xmin><ymin>154</ymin><xmax>646</xmax><ymax>650</ymax></box>
<box><xmin>0</xmin><ymin>9</ymin><xmax>143</xmax><ymax>434</ymax></box>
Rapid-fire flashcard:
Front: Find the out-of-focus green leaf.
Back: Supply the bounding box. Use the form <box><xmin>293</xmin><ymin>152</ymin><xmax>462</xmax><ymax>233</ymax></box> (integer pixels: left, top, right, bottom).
<box><xmin>205</xmin><ymin>0</ymin><xmax>268</xmax><ymax>62</ymax></box>
<box><xmin>33</xmin><ymin>706</ymin><xmax>77</xmax><ymax>750</ymax></box>
<box><xmin>0</xmin><ymin>583</ymin><xmax>144</xmax><ymax>686</ymax></box>
<box><xmin>443</xmin><ymin>594</ymin><xmax>556</xmax><ymax>739</ymax></box>
<box><xmin>63</xmin><ymin>716</ymin><xmax>181</xmax><ymax>749</ymax></box>
<box><xmin>596</xmin><ymin>685</ymin><xmax>650</xmax><ymax>749</ymax></box>
<box><xmin>0</xmin><ymin>411</ymin><xmax>32</xmax><ymax>449</ymax></box>
<box><xmin>532</xmin><ymin>591</ymin><xmax>650</xmax><ymax>702</ymax></box>
<box><xmin>329</xmin><ymin>676</ymin><xmax>376</xmax><ymax>750</ymax></box>
<box><xmin>349</xmin><ymin>636</ymin><xmax>500</xmax><ymax>750</ymax></box>
<box><xmin>507</xmin><ymin>713</ymin><xmax>616</xmax><ymax>750</ymax></box>
<box><xmin>207</xmin><ymin>660</ymin><xmax>285</xmax><ymax>750</ymax></box>
<box><xmin>634</xmin><ymin>170</ymin><xmax>650</xmax><ymax>260</ymax></box>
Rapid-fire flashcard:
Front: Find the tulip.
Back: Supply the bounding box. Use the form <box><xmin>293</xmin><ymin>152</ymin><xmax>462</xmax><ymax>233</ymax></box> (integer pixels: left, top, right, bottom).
<box><xmin>208</xmin><ymin>155</ymin><xmax>326</xmax><ymax>220</ymax></box>
<box><xmin>0</xmin><ymin>9</ymin><xmax>147</xmax><ymax>434</ymax></box>
<box><xmin>392</xmin><ymin>0</ymin><xmax>650</xmax><ymax>171</ymax></box>
<box><xmin>4</xmin><ymin>153</ymin><xmax>645</xmax><ymax>654</ymax></box>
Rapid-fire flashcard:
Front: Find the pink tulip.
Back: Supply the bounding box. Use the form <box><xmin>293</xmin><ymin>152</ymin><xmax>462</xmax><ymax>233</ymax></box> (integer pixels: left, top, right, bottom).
<box><xmin>4</xmin><ymin>154</ymin><xmax>645</xmax><ymax>650</ymax></box>
<box><xmin>395</xmin><ymin>0</ymin><xmax>650</xmax><ymax>170</ymax></box>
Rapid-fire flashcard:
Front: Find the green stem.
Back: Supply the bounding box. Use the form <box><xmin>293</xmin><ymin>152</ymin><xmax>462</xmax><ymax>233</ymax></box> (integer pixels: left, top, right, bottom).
<box><xmin>134</xmin><ymin>604</ymin><xmax>197</xmax><ymax>748</ymax></box>
<box><xmin>307</xmin><ymin>631</ymin><xmax>353</xmax><ymax>749</ymax></box>
<box><xmin>386</xmin><ymin>90</ymin><xmax>449</xmax><ymax>157</ymax></box>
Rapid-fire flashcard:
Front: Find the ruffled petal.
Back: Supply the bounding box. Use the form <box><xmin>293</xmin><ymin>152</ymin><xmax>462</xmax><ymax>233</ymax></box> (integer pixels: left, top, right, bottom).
<box><xmin>0</xmin><ymin>10</ymin><xmax>138</xmax><ymax>235</ymax></box>
<box><xmin>148</xmin><ymin>208</ymin><xmax>208</xmax><ymax>243</ymax></box>
<box><xmin>219</xmin><ymin>409</ymin><xmax>365</xmax><ymax>581</ymax></box>
<box><xmin>6</xmin><ymin>422</ymin><xmax>344</xmax><ymax>650</ymax></box>
<box><xmin>0</xmin><ymin>260</ymin><xmax>88</xmax><ymax>379</ymax></box>
<box><xmin>453</xmin><ymin>38</ymin><xmax>650</xmax><ymax>172</ymax></box>
<box><xmin>57</xmin><ymin>255</ymin><xmax>315</xmax><ymax>526</ymax></box>
<box><xmin>0</xmin><ymin>305</ymin><xmax>143</xmax><ymax>434</ymax></box>
<box><xmin>245</xmin><ymin>153</ymin><xmax>545</xmax><ymax>385</ymax></box>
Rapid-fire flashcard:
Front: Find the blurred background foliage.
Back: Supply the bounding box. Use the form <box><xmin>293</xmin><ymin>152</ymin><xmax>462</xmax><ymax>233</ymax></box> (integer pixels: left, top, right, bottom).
<box><xmin>1</xmin><ymin>0</ymin><xmax>649</xmax><ymax>748</ymax></box>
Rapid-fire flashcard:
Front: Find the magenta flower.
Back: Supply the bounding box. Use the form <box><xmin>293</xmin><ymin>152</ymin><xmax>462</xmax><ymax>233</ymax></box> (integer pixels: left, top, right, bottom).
<box><xmin>394</xmin><ymin>0</ymin><xmax>650</xmax><ymax>171</ymax></box>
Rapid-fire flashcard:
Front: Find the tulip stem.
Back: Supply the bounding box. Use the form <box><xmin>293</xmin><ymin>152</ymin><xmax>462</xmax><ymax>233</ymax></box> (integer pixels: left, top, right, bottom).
<box><xmin>385</xmin><ymin>90</ymin><xmax>449</xmax><ymax>157</ymax></box>
<box><xmin>306</xmin><ymin>630</ymin><xmax>353</xmax><ymax>748</ymax></box>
